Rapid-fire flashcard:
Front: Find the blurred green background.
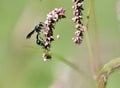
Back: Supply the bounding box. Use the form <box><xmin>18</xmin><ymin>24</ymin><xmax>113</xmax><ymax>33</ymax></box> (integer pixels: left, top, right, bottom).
<box><xmin>0</xmin><ymin>0</ymin><xmax>120</xmax><ymax>88</ymax></box>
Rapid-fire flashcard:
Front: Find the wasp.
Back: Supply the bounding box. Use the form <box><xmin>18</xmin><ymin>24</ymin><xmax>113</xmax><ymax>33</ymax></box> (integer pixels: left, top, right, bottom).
<box><xmin>26</xmin><ymin>22</ymin><xmax>45</xmax><ymax>39</ymax></box>
<box><xmin>26</xmin><ymin>22</ymin><xmax>45</xmax><ymax>46</ymax></box>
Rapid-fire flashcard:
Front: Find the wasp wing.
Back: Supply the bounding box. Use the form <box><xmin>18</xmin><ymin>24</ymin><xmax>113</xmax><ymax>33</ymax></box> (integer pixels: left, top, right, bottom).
<box><xmin>26</xmin><ymin>29</ymin><xmax>35</xmax><ymax>39</ymax></box>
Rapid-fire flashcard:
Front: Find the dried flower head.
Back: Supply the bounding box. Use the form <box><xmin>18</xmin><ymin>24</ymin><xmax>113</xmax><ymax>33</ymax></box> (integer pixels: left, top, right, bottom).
<box><xmin>72</xmin><ymin>0</ymin><xmax>84</xmax><ymax>45</ymax></box>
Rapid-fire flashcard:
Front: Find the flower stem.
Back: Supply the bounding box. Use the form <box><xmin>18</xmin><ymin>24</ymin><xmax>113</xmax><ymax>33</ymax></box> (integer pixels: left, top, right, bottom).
<box><xmin>91</xmin><ymin>0</ymin><xmax>102</xmax><ymax>72</ymax></box>
<box><xmin>84</xmin><ymin>0</ymin><xmax>97</xmax><ymax>78</ymax></box>
<box><xmin>84</xmin><ymin>30</ymin><xmax>97</xmax><ymax>78</ymax></box>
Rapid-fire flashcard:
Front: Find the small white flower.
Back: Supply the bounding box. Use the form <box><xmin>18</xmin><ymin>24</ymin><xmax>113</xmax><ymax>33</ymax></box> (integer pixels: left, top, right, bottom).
<box><xmin>56</xmin><ymin>34</ymin><xmax>60</xmax><ymax>39</ymax></box>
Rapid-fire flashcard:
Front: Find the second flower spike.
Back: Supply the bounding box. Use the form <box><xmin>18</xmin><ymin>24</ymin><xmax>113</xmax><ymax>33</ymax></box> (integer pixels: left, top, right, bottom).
<box><xmin>72</xmin><ymin>0</ymin><xmax>85</xmax><ymax>45</ymax></box>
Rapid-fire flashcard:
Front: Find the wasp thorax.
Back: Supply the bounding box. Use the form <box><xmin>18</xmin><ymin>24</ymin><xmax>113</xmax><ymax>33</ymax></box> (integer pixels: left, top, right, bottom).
<box><xmin>35</xmin><ymin>25</ymin><xmax>41</xmax><ymax>32</ymax></box>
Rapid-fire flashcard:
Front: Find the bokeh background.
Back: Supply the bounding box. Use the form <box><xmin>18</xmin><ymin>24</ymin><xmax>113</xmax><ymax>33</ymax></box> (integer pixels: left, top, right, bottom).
<box><xmin>0</xmin><ymin>0</ymin><xmax>120</xmax><ymax>88</ymax></box>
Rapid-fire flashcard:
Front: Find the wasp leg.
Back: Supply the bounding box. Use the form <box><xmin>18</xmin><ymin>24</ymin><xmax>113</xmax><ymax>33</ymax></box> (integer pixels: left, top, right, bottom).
<box><xmin>39</xmin><ymin>22</ymin><xmax>45</xmax><ymax>27</ymax></box>
<box><xmin>36</xmin><ymin>33</ymin><xmax>44</xmax><ymax>46</ymax></box>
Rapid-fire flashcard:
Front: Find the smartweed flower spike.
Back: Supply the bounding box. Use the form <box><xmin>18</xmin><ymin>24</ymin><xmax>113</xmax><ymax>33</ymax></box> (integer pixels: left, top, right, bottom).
<box><xmin>72</xmin><ymin>0</ymin><xmax>84</xmax><ymax>44</ymax></box>
<box><xmin>43</xmin><ymin>8</ymin><xmax>66</xmax><ymax>61</ymax></box>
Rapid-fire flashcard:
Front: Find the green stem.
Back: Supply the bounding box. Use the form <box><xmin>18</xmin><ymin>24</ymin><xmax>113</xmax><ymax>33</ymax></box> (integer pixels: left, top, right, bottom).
<box><xmin>87</xmin><ymin>0</ymin><xmax>92</xmax><ymax>18</ymax></box>
<box><xmin>84</xmin><ymin>30</ymin><xmax>97</xmax><ymax>78</ymax></box>
<box><xmin>91</xmin><ymin>0</ymin><xmax>102</xmax><ymax>71</ymax></box>
<box><xmin>97</xmin><ymin>57</ymin><xmax>120</xmax><ymax>88</ymax></box>
<box><xmin>84</xmin><ymin>0</ymin><xmax>97</xmax><ymax>78</ymax></box>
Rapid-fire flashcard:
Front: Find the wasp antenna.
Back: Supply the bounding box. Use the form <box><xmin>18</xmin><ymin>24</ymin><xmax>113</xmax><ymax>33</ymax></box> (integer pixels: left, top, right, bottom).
<box><xmin>26</xmin><ymin>29</ymin><xmax>35</xmax><ymax>39</ymax></box>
